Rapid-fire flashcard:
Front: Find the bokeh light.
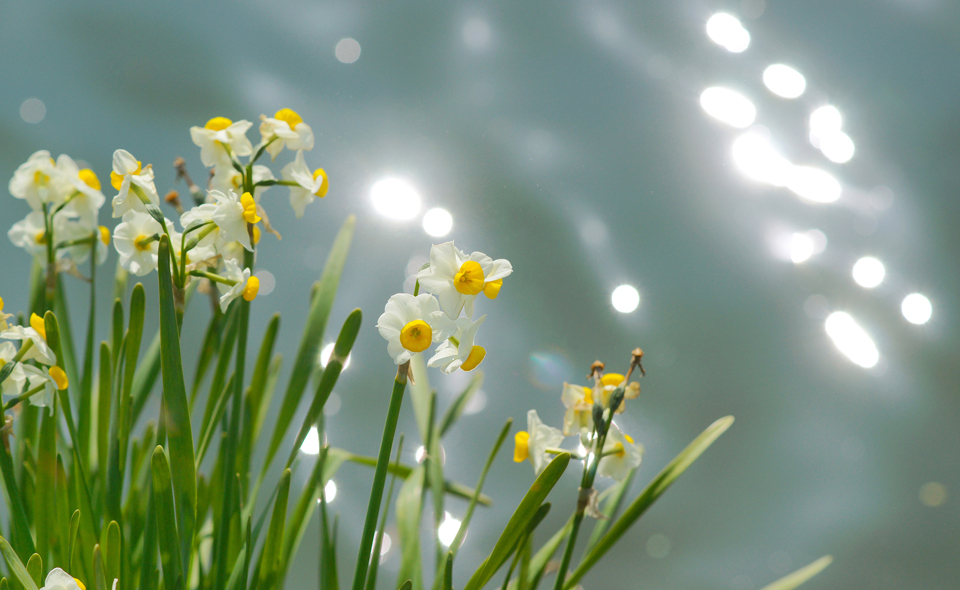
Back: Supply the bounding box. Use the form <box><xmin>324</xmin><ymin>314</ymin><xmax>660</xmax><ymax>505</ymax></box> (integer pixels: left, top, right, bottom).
<box><xmin>301</xmin><ymin>426</ymin><xmax>321</xmax><ymax>455</ymax></box>
<box><xmin>732</xmin><ymin>132</ymin><xmax>792</xmax><ymax>186</ymax></box>
<box><xmin>700</xmin><ymin>87</ymin><xmax>756</xmax><ymax>128</ymax></box>
<box><xmin>901</xmin><ymin>293</ymin><xmax>932</xmax><ymax>325</ymax></box>
<box><xmin>335</xmin><ymin>38</ymin><xmax>362</xmax><ymax>64</ymax></box>
<box><xmin>819</xmin><ymin>131</ymin><xmax>855</xmax><ymax>164</ymax></box>
<box><xmin>809</xmin><ymin>105</ymin><xmax>843</xmax><ymax>137</ymax></box>
<box><xmin>762</xmin><ymin>64</ymin><xmax>806</xmax><ymax>98</ymax></box>
<box><xmin>790</xmin><ymin>233</ymin><xmax>815</xmax><ymax>264</ymax></box>
<box><xmin>422</xmin><ymin>208</ymin><xmax>453</xmax><ymax>237</ymax></box>
<box><xmin>852</xmin><ymin>257</ymin><xmax>885</xmax><ymax>288</ymax></box>
<box><xmin>786</xmin><ymin>166</ymin><xmax>841</xmax><ymax>203</ymax></box>
<box><xmin>20</xmin><ymin>98</ymin><xmax>46</xmax><ymax>124</ymax></box>
<box><xmin>919</xmin><ymin>482</ymin><xmax>947</xmax><ymax>507</ymax></box>
<box><xmin>438</xmin><ymin>512</ymin><xmax>463</xmax><ymax>547</ymax></box>
<box><xmin>371</xmin><ymin>178</ymin><xmax>421</xmax><ymax>220</ymax></box>
<box><xmin>319</xmin><ymin>342</ymin><xmax>352</xmax><ymax>370</ymax></box>
<box><xmin>611</xmin><ymin>284</ymin><xmax>640</xmax><ymax>313</ymax></box>
<box><xmin>324</xmin><ymin>479</ymin><xmax>337</xmax><ymax>502</ymax></box>
<box><xmin>705</xmin><ymin>13</ymin><xmax>750</xmax><ymax>53</ymax></box>
<box><xmin>825</xmin><ymin>312</ymin><xmax>879</xmax><ymax>368</ymax></box>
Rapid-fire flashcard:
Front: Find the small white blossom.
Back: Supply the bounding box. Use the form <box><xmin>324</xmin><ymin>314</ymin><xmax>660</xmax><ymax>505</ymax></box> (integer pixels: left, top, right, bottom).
<box><xmin>113</xmin><ymin>210</ymin><xmax>164</xmax><ymax>276</ymax></box>
<box><xmin>280</xmin><ymin>150</ymin><xmax>328</xmax><ymax>218</ymax></box>
<box><xmin>54</xmin><ymin>154</ymin><xmax>106</xmax><ymax>229</ymax></box>
<box><xmin>0</xmin><ymin>342</ymin><xmax>27</xmax><ymax>399</ymax></box>
<box><xmin>9</xmin><ymin>150</ymin><xmax>59</xmax><ymax>211</ymax></box>
<box><xmin>190</xmin><ymin>117</ymin><xmax>254</xmax><ymax>167</ymax></box>
<box><xmin>8</xmin><ymin>211</ymin><xmax>51</xmax><ymax>258</ymax></box>
<box><xmin>210</xmin><ymin>189</ymin><xmax>254</xmax><ymax>252</ymax></box>
<box><xmin>560</xmin><ymin>382</ymin><xmax>595</xmax><ymax>436</ymax></box>
<box><xmin>428</xmin><ymin>315</ymin><xmax>486</xmax><ymax>374</ymax></box>
<box><xmin>376</xmin><ymin>293</ymin><xmax>455</xmax><ymax>365</ymax></box>
<box><xmin>1</xmin><ymin>316</ymin><xmax>56</xmax><ymax>366</ymax></box>
<box><xmin>597</xmin><ymin>423</ymin><xmax>643</xmax><ymax>481</ymax></box>
<box><xmin>416</xmin><ymin>241</ymin><xmax>513</xmax><ymax>319</ymax></box>
<box><xmin>515</xmin><ymin>410</ymin><xmax>565</xmax><ymax>475</ymax></box>
<box><xmin>110</xmin><ymin>149</ymin><xmax>159</xmax><ymax>218</ymax></box>
<box><xmin>216</xmin><ymin>259</ymin><xmax>258</xmax><ymax>312</ymax></box>
<box><xmin>258</xmin><ymin>108</ymin><xmax>314</xmax><ymax>159</ymax></box>
<box><xmin>39</xmin><ymin>567</ymin><xmax>84</xmax><ymax>590</ymax></box>
<box><xmin>211</xmin><ymin>163</ymin><xmax>274</xmax><ymax>201</ymax></box>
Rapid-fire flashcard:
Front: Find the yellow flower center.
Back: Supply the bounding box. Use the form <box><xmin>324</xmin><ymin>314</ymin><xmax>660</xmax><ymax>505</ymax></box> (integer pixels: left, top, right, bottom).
<box><xmin>35</xmin><ymin>231</ymin><xmax>47</xmax><ymax>245</ymax></box>
<box><xmin>110</xmin><ymin>161</ymin><xmax>142</xmax><ymax>191</ymax></box>
<box><xmin>99</xmin><ymin>226</ymin><xmax>110</xmax><ymax>246</ymax></box>
<box><xmin>231</xmin><ymin>174</ymin><xmax>241</xmax><ymax>189</ymax></box>
<box><xmin>205</xmin><ymin>116</ymin><xmax>233</xmax><ymax>131</ymax></box>
<box><xmin>30</xmin><ymin>313</ymin><xmax>46</xmax><ymax>340</ymax></box>
<box><xmin>624</xmin><ymin>434</ymin><xmax>634</xmax><ymax>444</ymax></box>
<box><xmin>399</xmin><ymin>320</ymin><xmax>432</xmax><ymax>352</ymax></box>
<box><xmin>50</xmin><ymin>366</ymin><xmax>69</xmax><ymax>390</ymax></box>
<box><xmin>312</xmin><ymin>168</ymin><xmax>330</xmax><ymax>197</ymax></box>
<box><xmin>243</xmin><ymin>276</ymin><xmax>260</xmax><ymax>302</ymax></box>
<box><xmin>454</xmin><ymin>260</ymin><xmax>485</xmax><ymax>295</ymax></box>
<box><xmin>582</xmin><ymin>386</ymin><xmax>594</xmax><ymax>405</ymax></box>
<box><xmin>74</xmin><ymin>578</ymin><xmax>86</xmax><ymax>590</ymax></box>
<box><xmin>274</xmin><ymin>108</ymin><xmax>303</xmax><ymax>129</ymax></box>
<box><xmin>461</xmin><ymin>345</ymin><xmax>486</xmax><ymax>371</ymax></box>
<box><xmin>134</xmin><ymin>234</ymin><xmax>150</xmax><ymax>252</ymax></box>
<box><xmin>252</xmin><ymin>224</ymin><xmax>262</xmax><ymax>245</ymax></box>
<box><xmin>78</xmin><ymin>169</ymin><xmax>101</xmax><ymax>190</ymax></box>
<box><xmin>241</xmin><ymin>192</ymin><xmax>261</xmax><ymax>224</ymax></box>
<box><xmin>612</xmin><ymin>442</ymin><xmax>625</xmax><ymax>457</ymax></box>
<box><xmin>600</xmin><ymin>373</ymin><xmax>625</xmax><ymax>388</ymax></box>
<box><xmin>0</xmin><ymin>296</ymin><xmax>4</xmax><ymax>311</ymax></box>
<box><xmin>33</xmin><ymin>170</ymin><xmax>49</xmax><ymax>185</ymax></box>
<box><xmin>514</xmin><ymin>431</ymin><xmax>530</xmax><ymax>462</ymax></box>
<box><xmin>483</xmin><ymin>279</ymin><xmax>502</xmax><ymax>299</ymax></box>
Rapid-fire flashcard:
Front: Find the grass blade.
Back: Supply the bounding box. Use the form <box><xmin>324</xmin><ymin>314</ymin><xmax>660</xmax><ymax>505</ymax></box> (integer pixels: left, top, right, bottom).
<box><xmin>96</xmin><ymin>342</ymin><xmax>112</xmax><ymax>478</ymax></box>
<box><xmin>438</xmin><ymin>372</ymin><xmax>483</xmax><ymax>438</ymax></box>
<box><xmin>451</xmin><ymin>419</ymin><xmax>511</xmax><ymax>559</ymax></box>
<box><xmin>364</xmin><ymin>435</ymin><xmax>403</xmax><ymax>590</ymax></box>
<box><xmin>25</xmin><ymin>553</ymin><xmax>41</xmax><ymax>588</ymax></box>
<box><xmin>759</xmin><ymin>556</ymin><xmax>833</xmax><ymax>590</ymax></box>
<box><xmin>151</xmin><ymin>447</ymin><xmax>184</xmax><ymax>590</ymax></box>
<box><xmin>257</xmin><ymin>468</ymin><xmax>291</xmax><ymax>590</ymax></box>
<box><xmin>583</xmin><ymin>467</ymin><xmax>638</xmax><ymax>555</ymax></box>
<box><xmin>34</xmin><ymin>391</ymin><xmax>56</xmax><ymax>562</ymax></box>
<box><xmin>338</xmin><ymin>452</ymin><xmax>493</xmax><ymax>506</ymax></box>
<box><xmin>395</xmin><ymin>466</ymin><xmax>425</xmax><ymax>590</ymax></box>
<box><xmin>564</xmin><ymin>416</ymin><xmax>734</xmax><ymax>589</ymax></box>
<box><xmin>0</xmin><ymin>536</ymin><xmax>39</xmax><ymax>590</ymax></box>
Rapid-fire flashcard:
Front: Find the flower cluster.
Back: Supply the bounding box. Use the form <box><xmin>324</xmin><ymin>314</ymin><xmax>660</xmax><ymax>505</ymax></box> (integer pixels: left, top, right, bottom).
<box><xmin>0</xmin><ymin>300</ymin><xmax>68</xmax><ymax>413</ymax></box>
<box><xmin>514</xmin><ymin>352</ymin><xmax>646</xmax><ymax>482</ymax></box>
<box><xmin>376</xmin><ymin>241</ymin><xmax>512</xmax><ymax>373</ymax></box>
<box><xmin>8</xmin><ymin>151</ymin><xmax>110</xmax><ymax>271</ymax></box>
<box><xmin>110</xmin><ymin>109</ymin><xmax>328</xmax><ymax>311</ymax></box>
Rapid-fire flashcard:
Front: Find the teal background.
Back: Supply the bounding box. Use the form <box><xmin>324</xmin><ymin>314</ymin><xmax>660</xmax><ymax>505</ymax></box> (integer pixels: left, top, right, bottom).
<box><xmin>2</xmin><ymin>1</ymin><xmax>959</xmax><ymax>588</ymax></box>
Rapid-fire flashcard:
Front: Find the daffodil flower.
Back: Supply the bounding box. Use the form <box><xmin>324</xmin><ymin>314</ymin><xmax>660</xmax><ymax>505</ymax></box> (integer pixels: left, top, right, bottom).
<box><xmin>210</xmin><ymin>189</ymin><xmax>257</xmax><ymax>251</ymax></box>
<box><xmin>598</xmin><ymin>373</ymin><xmax>640</xmax><ymax>413</ymax></box>
<box><xmin>8</xmin><ymin>211</ymin><xmax>53</xmax><ymax>258</ymax></box>
<box><xmin>428</xmin><ymin>315</ymin><xmax>486</xmax><ymax>374</ymax></box>
<box><xmin>0</xmin><ymin>314</ymin><xmax>57</xmax><ymax>366</ymax></box>
<box><xmin>215</xmin><ymin>259</ymin><xmax>259</xmax><ymax>312</ymax></box>
<box><xmin>113</xmin><ymin>210</ymin><xmax>165</xmax><ymax>276</ymax></box>
<box><xmin>9</xmin><ymin>150</ymin><xmax>59</xmax><ymax>211</ymax></box>
<box><xmin>513</xmin><ymin>409</ymin><xmax>565</xmax><ymax>475</ymax></box>
<box><xmin>38</xmin><ymin>567</ymin><xmax>85</xmax><ymax>590</ymax></box>
<box><xmin>0</xmin><ymin>342</ymin><xmax>27</xmax><ymax>398</ymax></box>
<box><xmin>190</xmin><ymin>117</ymin><xmax>254</xmax><ymax>167</ymax></box>
<box><xmin>376</xmin><ymin>293</ymin><xmax>455</xmax><ymax>365</ymax></box>
<box><xmin>596</xmin><ymin>423</ymin><xmax>643</xmax><ymax>481</ymax></box>
<box><xmin>54</xmin><ymin>154</ymin><xmax>106</xmax><ymax>229</ymax></box>
<box><xmin>416</xmin><ymin>241</ymin><xmax>513</xmax><ymax>319</ymax></box>
<box><xmin>20</xmin><ymin>364</ymin><xmax>68</xmax><ymax>412</ymax></box>
<box><xmin>0</xmin><ymin>297</ymin><xmax>12</xmax><ymax>332</ymax></box>
<box><xmin>211</xmin><ymin>163</ymin><xmax>274</xmax><ymax>200</ymax></box>
<box><xmin>258</xmin><ymin>108</ymin><xmax>315</xmax><ymax>160</ymax></box>
<box><xmin>280</xmin><ymin>150</ymin><xmax>329</xmax><ymax>218</ymax></box>
<box><xmin>560</xmin><ymin>382</ymin><xmax>595</xmax><ymax>436</ymax></box>
<box><xmin>110</xmin><ymin>149</ymin><xmax>159</xmax><ymax>218</ymax></box>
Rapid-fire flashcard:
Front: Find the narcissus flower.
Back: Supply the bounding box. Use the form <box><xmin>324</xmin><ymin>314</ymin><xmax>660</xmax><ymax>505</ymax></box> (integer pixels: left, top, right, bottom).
<box><xmin>0</xmin><ymin>342</ymin><xmax>27</xmax><ymax>398</ymax></box>
<box><xmin>210</xmin><ymin>189</ymin><xmax>255</xmax><ymax>251</ymax></box>
<box><xmin>598</xmin><ymin>373</ymin><xmax>640</xmax><ymax>413</ymax></box>
<box><xmin>9</xmin><ymin>150</ymin><xmax>58</xmax><ymax>210</ymax></box>
<box><xmin>190</xmin><ymin>117</ymin><xmax>254</xmax><ymax>167</ymax></box>
<box><xmin>280</xmin><ymin>150</ymin><xmax>329</xmax><ymax>218</ymax></box>
<box><xmin>211</xmin><ymin>163</ymin><xmax>274</xmax><ymax>200</ymax></box>
<box><xmin>0</xmin><ymin>298</ymin><xmax>12</xmax><ymax>331</ymax></box>
<box><xmin>428</xmin><ymin>315</ymin><xmax>486</xmax><ymax>374</ymax></box>
<box><xmin>513</xmin><ymin>410</ymin><xmax>564</xmax><ymax>475</ymax></box>
<box><xmin>113</xmin><ymin>210</ymin><xmax>165</xmax><ymax>276</ymax></box>
<box><xmin>416</xmin><ymin>241</ymin><xmax>513</xmax><ymax>319</ymax></box>
<box><xmin>376</xmin><ymin>293</ymin><xmax>455</xmax><ymax>365</ymax></box>
<box><xmin>560</xmin><ymin>382</ymin><xmax>595</xmax><ymax>436</ymax></box>
<box><xmin>38</xmin><ymin>567</ymin><xmax>85</xmax><ymax>590</ymax></box>
<box><xmin>596</xmin><ymin>423</ymin><xmax>643</xmax><ymax>481</ymax></box>
<box><xmin>259</xmin><ymin>108</ymin><xmax>315</xmax><ymax>159</ymax></box>
<box><xmin>54</xmin><ymin>154</ymin><xmax>106</xmax><ymax>229</ymax></box>
<box><xmin>216</xmin><ymin>259</ymin><xmax>258</xmax><ymax>312</ymax></box>
<box><xmin>8</xmin><ymin>211</ymin><xmax>52</xmax><ymax>258</ymax></box>
<box><xmin>56</xmin><ymin>219</ymin><xmax>110</xmax><ymax>266</ymax></box>
<box><xmin>110</xmin><ymin>149</ymin><xmax>159</xmax><ymax>218</ymax></box>
<box><xmin>0</xmin><ymin>314</ymin><xmax>57</xmax><ymax>366</ymax></box>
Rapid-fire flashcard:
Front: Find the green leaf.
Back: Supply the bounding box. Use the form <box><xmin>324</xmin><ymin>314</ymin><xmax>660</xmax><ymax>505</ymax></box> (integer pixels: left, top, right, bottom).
<box><xmin>151</xmin><ymin>447</ymin><xmax>184</xmax><ymax>590</ymax></box>
<box><xmin>34</xmin><ymin>392</ymin><xmax>56</xmax><ymax>563</ymax></box>
<box><xmin>523</xmin><ymin>517</ymin><xmax>572</xmax><ymax>590</ymax></box>
<box><xmin>438</xmin><ymin>372</ymin><xmax>483</xmax><ymax>438</ymax></box>
<box><xmin>104</xmin><ymin>521</ymin><xmax>121</xmax><ymax>587</ymax></box>
<box><xmin>93</xmin><ymin>544</ymin><xmax>107</xmax><ymax>590</ymax></box>
<box><xmin>0</xmin><ymin>536</ymin><xmax>39</xmax><ymax>590</ymax></box>
<box><xmin>408</xmin><ymin>354</ymin><xmax>432</xmax><ymax>445</ymax></box>
<box><xmin>398</xmin><ymin>580</ymin><xmax>412</xmax><ymax>590</ymax></box>
<box><xmin>395</xmin><ymin>467</ymin><xmax>424</xmax><ymax>590</ymax></box>
<box><xmin>68</xmin><ymin>511</ymin><xmax>80</xmax><ymax>573</ymax></box>
<box><xmin>319</xmin><ymin>458</ymin><xmax>339</xmax><ymax>590</ymax></box>
<box><xmin>198</xmin><ymin>307</ymin><xmax>239</xmax><ymax>452</ymax></box>
<box><xmin>443</xmin><ymin>552</ymin><xmax>453</xmax><ymax>590</ymax></box>
<box><xmin>759</xmin><ymin>556</ymin><xmax>833</xmax><ymax>590</ymax></box>
<box><xmin>189</xmin><ymin>307</ymin><xmax>223</xmax><ymax>406</ymax></box>
<box><xmin>0</xmin><ymin>436</ymin><xmax>35</xmax><ymax>559</ymax></box>
<box><xmin>156</xmin><ymin>237</ymin><xmax>197</xmax><ymax>574</ymax></box>
<box><xmin>54</xmin><ymin>456</ymin><xmax>70</xmax><ymax>567</ymax></box>
<box><xmin>129</xmin><ymin>331</ymin><xmax>161</xmax><ymax>426</ymax></box>
<box><xmin>364</xmin><ymin>435</ymin><xmax>403</xmax><ymax>590</ymax></box>
<box><xmin>256</xmin><ymin>469</ymin><xmax>291</xmax><ymax>590</ymax></box>
<box><xmin>96</xmin><ymin>342</ymin><xmax>112</xmax><ymax>479</ymax></box>
<box><xmin>25</xmin><ymin>554</ymin><xmax>41</xmax><ymax>588</ymax></box>
<box><xmin>53</xmin><ymin>277</ymin><xmax>80</xmax><ymax>410</ymax></box>
<box><xmin>262</xmin><ymin>215</ymin><xmax>355</xmax><ymax>478</ymax></box>
<box><xmin>111</xmin><ymin>299</ymin><xmax>123</xmax><ymax>371</ymax></box>
<box><xmin>78</xmin><ymin>244</ymin><xmax>98</xmax><ymax>467</ymax></box>
<box><xmin>195</xmin><ymin>374</ymin><xmax>234</xmax><ymax>467</ymax></box>
<box><xmin>464</xmin><ymin>452</ymin><xmax>571</xmax><ymax>590</ymax></box>
<box><xmin>238</xmin><ymin>314</ymin><xmax>280</xmax><ymax>483</ymax></box>
<box><xmin>583</xmin><ymin>467</ymin><xmax>638</xmax><ymax>555</ymax></box>
<box><xmin>563</xmin><ymin>416</ymin><xmax>734</xmax><ymax>589</ymax></box>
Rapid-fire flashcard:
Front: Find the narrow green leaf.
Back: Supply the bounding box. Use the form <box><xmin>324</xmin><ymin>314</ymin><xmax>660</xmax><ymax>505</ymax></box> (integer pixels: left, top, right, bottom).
<box><xmin>0</xmin><ymin>536</ymin><xmax>39</xmax><ymax>590</ymax></box>
<box><xmin>54</xmin><ymin>456</ymin><xmax>70</xmax><ymax>566</ymax></box>
<box><xmin>365</xmin><ymin>435</ymin><xmax>403</xmax><ymax>590</ymax></box>
<box><xmin>25</xmin><ymin>554</ymin><xmax>41</xmax><ymax>588</ymax></box>
<box><xmin>464</xmin><ymin>453</ymin><xmax>571</xmax><ymax>590</ymax></box>
<box><xmin>34</xmin><ymin>394</ymin><xmax>56</xmax><ymax>562</ymax></box>
<box><xmin>93</xmin><ymin>544</ymin><xmax>108</xmax><ymax>590</ymax></box>
<box><xmin>195</xmin><ymin>374</ymin><xmax>234</xmax><ymax>467</ymax></box>
<box><xmin>564</xmin><ymin>416</ymin><xmax>734</xmax><ymax>589</ymax></box>
<box><xmin>257</xmin><ymin>469</ymin><xmax>291</xmax><ymax>590</ymax></box>
<box><xmin>425</xmin><ymin>392</ymin><xmax>445</xmax><ymax>576</ymax></box>
<box><xmin>438</xmin><ymin>372</ymin><xmax>483</xmax><ymax>438</ymax></box>
<box><xmin>156</xmin><ymin>237</ymin><xmax>197</xmax><ymax>574</ymax></box>
<box><xmin>96</xmin><ymin>342</ymin><xmax>112</xmax><ymax>477</ymax></box>
<box><xmin>68</xmin><ymin>511</ymin><xmax>80</xmax><ymax>573</ymax></box>
<box><xmin>104</xmin><ymin>521</ymin><xmax>121</xmax><ymax>587</ymax></box>
<box><xmin>189</xmin><ymin>307</ymin><xmax>223</xmax><ymax>406</ymax></box>
<box><xmin>198</xmin><ymin>307</ymin><xmax>239</xmax><ymax>449</ymax></box>
<box><xmin>319</xmin><ymin>463</ymin><xmax>339</xmax><ymax>590</ymax></box>
<box><xmin>1</xmin><ymin>576</ymin><xmax>8</xmax><ymax>590</ymax></box>
<box><xmin>129</xmin><ymin>331</ymin><xmax>161</xmax><ymax>425</ymax></box>
<box><xmin>0</xmin><ymin>388</ymin><xmax>37</xmax><ymax>560</ymax></box>
<box><xmin>111</xmin><ymin>299</ymin><xmax>123</xmax><ymax>370</ymax></box>
<box><xmin>759</xmin><ymin>556</ymin><xmax>833</xmax><ymax>590</ymax></box>
<box><xmin>78</xmin><ymin>244</ymin><xmax>97</xmax><ymax>466</ymax></box>
<box><xmin>408</xmin><ymin>354</ymin><xmax>431</xmax><ymax>445</ymax></box>
<box><xmin>137</xmin><ymin>490</ymin><xmax>159</xmax><ymax>590</ymax></box>
<box><xmin>53</xmin><ymin>277</ymin><xmax>80</xmax><ymax>408</ymax></box>
<box><xmin>395</xmin><ymin>467</ymin><xmax>424</xmax><ymax>590</ymax></box>
<box><xmin>263</xmin><ymin>215</ymin><xmax>355</xmax><ymax>476</ymax></box>
<box><xmin>224</xmin><ymin>542</ymin><xmax>248</xmax><ymax>590</ymax></box>
<box><xmin>151</xmin><ymin>447</ymin><xmax>184</xmax><ymax>590</ymax></box>
<box><xmin>583</xmin><ymin>467</ymin><xmax>638</xmax><ymax>555</ymax></box>
<box><xmin>443</xmin><ymin>552</ymin><xmax>453</xmax><ymax>590</ymax></box>
<box><xmin>398</xmin><ymin>581</ymin><xmax>412</xmax><ymax>590</ymax></box>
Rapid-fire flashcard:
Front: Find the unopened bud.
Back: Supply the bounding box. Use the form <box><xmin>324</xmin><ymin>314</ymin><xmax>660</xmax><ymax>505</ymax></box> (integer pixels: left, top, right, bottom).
<box><xmin>589</xmin><ymin>360</ymin><xmax>605</xmax><ymax>379</ymax></box>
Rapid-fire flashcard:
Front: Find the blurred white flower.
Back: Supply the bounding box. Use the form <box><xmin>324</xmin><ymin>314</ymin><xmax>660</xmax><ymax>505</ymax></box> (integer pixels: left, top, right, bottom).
<box><xmin>280</xmin><ymin>150</ymin><xmax>329</xmax><ymax>218</ymax></box>
<box><xmin>110</xmin><ymin>149</ymin><xmax>159</xmax><ymax>218</ymax></box>
<box><xmin>190</xmin><ymin>117</ymin><xmax>254</xmax><ymax>167</ymax></box>
<box><xmin>54</xmin><ymin>154</ymin><xmax>105</xmax><ymax>229</ymax></box>
<box><xmin>217</xmin><ymin>259</ymin><xmax>258</xmax><ymax>312</ymax></box>
<box><xmin>597</xmin><ymin>423</ymin><xmax>642</xmax><ymax>481</ymax></box>
<box><xmin>560</xmin><ymin>382</ymin><xmax>594</xmax><ymax>436</ymax></box>
<box><xmin>0</xmin><ymin>342</ymin><xmax>27</xmax><ymax>398</ymax></box>
<box><xmin>514</xmin><ymin>409</ymin><xmax>565</xmax><ymax>475</ymax></box>
<box><xmin>258</xmin><ymin>108</ymin><xmax>314</xmax><ymax>159</ymax></box>
<box><xmin>9</xmin><ymin>150</ymin><xmax>59</xmax><ymax>211</ymax></box>
<box><xmin>376</xmin><ymin>293</ymin><xmax>455</xmax><ymax>365</ymax></box>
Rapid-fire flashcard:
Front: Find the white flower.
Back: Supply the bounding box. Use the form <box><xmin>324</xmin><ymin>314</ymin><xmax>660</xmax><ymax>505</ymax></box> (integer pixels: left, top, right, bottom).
<box><xmin>21</xmin><ymin>364</ymin><xmax>65</xmax><ymax>413</ymax></box>
<box><xmin>113</xmin><ymin>210</ymin><xmax>164</xmax><ymax>276</ymax></box>
<box><xmin>598</xmin><ymin>373</ymin><xmax>640</xmax><ymax>414</ymax></box>
<box><xmin>0</xmin><ymin>342</ymin><xmax>27</xmax><ymax>398</ymax></box>
<box><xmin>8</xmin><ymin>211</ymin><xmax>51</xmax><ymax>258</ymax></box>
<box><xmin>280</xmin><ymin>150</ymin><xmax>328</xmax><ymax>218</ymax></box>
<box><xmin>1</xmin><ymin>314</ymin><xmax>57</xmax><ymax>366</ymax></box>
<box><xmin>416</xmin><ymin>241</ymin><xmax>513</xmax><ymax>319</ymax></box>
<box><xmin>597</xmin><ymin>423</ymin><xmax>643</xmax><ymax>481</ymax></box>
<box><xmin>0</xmin><ymin>297</ymin><xmax>12</xmax><ymax>332</ymax></box>
<box><xmin>211</xmin><ymin>163</ymin><xmax>274</xmax><ymax>201</ymax></box>
<box><xmin>56</xmin><ymin>219</ymin><xmax>110</xmax><ymax>266</ymax></box>
<box><xmin>258</xmin><ymin>108</ymin><xmax>314</xmax><ymax>159</ymax></box>
<box><xmin>376</xmin><ymin>293</ymin><xmax>456</xmax><ymax>365</ymax></box>
<box><xmin>190</xmin><ymin>117</ymin><xmax>254</xmax><ymax>167</ymax></box>
<box><xmin>210</xmin><ymin>189</ymin><xmax>257</xmax><ymax>252</ymax></box>
<box><xmin>9</xmin><ymin>150</ymin><xmax>59</xmax><ymax>211</ymax></box>
<box><xmin>514</xmin><ymin>410</ymin><xmax>565</xmax><ymax>475</ymax></box>
<box><xmin>180</xmin><ymin>203</ymin><xmax>219</xmax><ymax>248</ymax></box>
<box><xmin>110</xmin><ymin>149</ymin><xmax>159</xmax><ymax>218</ymax></box>
<box><xmin>54</xmin><ymin>154</ymin><xmax>106</xmax><ymax>229</ymax></box>
<box><xmin>428</xmin><ymin>315</ymin><xmax>486</xmax><ymax>374</ymax></box>
<box><xmin>216</xmin><ymin>259</ymin><xmax>259</xmax><ymax>312</ymax></box>
<box><xmin>560</xmin><ymin>382</ymin><xmax>595</xmax><ymax>436</ymax></box>
<box><xmin>39</xmin><ymin>567</ymin><xmax>84</xmax><ymax>590</ymax></box>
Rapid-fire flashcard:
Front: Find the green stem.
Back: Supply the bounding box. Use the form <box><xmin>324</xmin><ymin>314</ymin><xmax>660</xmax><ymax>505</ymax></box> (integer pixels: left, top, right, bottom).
<box><xmin>352</xmin><ymin>362</ymin><xmax>410</xmax><ymax>590</ymax></box>
<box><xmin>188</xmin><ymin>270</ymin><xmax>236</xmax><ymax>286</ymax></box>
<box><xmin>42</xmin><ymin>203</ymin><xmax>56</xmax><ymax>311</ymax></box>
<box><xmin>3</xmin><ymin>383</ymin><xmax>47</xmax><ymax>411</ymax></box>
